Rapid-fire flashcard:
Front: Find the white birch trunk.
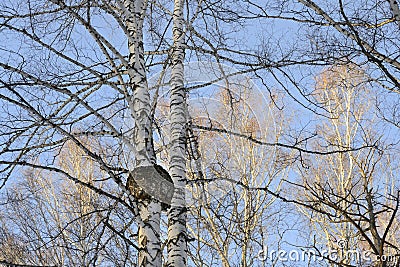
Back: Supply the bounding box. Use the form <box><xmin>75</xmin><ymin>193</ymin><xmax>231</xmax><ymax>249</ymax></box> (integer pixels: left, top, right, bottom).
<box><xmin>167</xmin><ymin>0</ymin><xmax>188</xmax><ymax>266</ymax></box>
<box><xmin>123</xmin><ymin>0</ymin><xmax>162</xmax><ymax>266</ymax></box>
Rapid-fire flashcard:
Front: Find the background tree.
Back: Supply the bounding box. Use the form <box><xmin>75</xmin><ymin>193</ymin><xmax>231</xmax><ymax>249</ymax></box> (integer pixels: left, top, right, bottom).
<box><xmin>287</xmin><ymin>65</ymin><xmax>400</xmax><ymax>267</ymax></box>
<box><xmin>0</xmin><ymin>137</ymin><xmax>138</xmax><ymax>266</ymax></box>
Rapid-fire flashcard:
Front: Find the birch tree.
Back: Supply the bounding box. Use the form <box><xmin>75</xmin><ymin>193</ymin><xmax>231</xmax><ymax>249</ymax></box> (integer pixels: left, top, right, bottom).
<box><xmin>122</xmin><ymin>0</ymin><xmax>162</xmax><ymax>265</ymax></box>
<box><xmin>1</xmin><ymin>1</ymin><xmax>400</xmax><ymax>267</ymax></box>
<box><xmin>0</xmin><ymin>0</ymin><xmax>167</xmax><ymax>265</ymax></box>
<box><xmin>184</xmin><ymin>84</ymin><xmax>293</xmax><ymax>267</ymax></box>
<box><xmin>167</xmin><ymin>0</ymin><xmax>188</xmax><ymax>266</ymax></box>
<box><xmin>291</xmin><ymin>65</ymin><xmax>400</xmax><ymax>267</ymax></box>
<box><xmin>0</xmin><ymin>138</ymin><xmax>136</xmax><ymax>266</ymax></box>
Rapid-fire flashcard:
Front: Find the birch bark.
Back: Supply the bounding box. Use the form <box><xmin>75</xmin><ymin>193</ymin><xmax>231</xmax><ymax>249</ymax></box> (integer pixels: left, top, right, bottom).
<box><xmin>123</xmin><ymin>0</ymin><xmax>162</xmax><ymax>266</ymax></box>
<box><xmin>167</xmin><ymin>0</ymin><xmax>188</xmax><ymax>266</ymax></box>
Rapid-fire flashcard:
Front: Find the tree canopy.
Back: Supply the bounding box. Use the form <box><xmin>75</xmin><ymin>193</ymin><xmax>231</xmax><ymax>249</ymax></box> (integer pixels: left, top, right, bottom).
<box><xmin>0</xmin><ymin>1</ymin><xmax>400</xmax><ymax>266</ymax></box>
